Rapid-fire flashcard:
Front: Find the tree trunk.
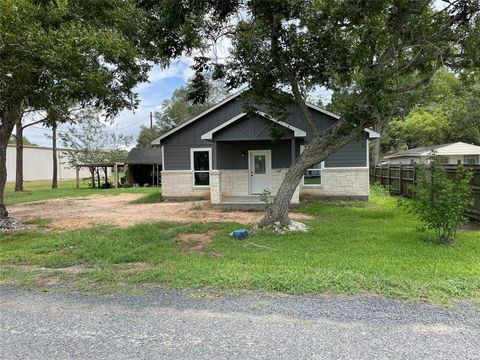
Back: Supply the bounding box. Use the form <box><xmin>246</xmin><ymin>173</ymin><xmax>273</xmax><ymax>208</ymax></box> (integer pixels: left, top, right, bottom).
<box><xmin>90</xmin><ymin>167</ymin><xmax>95</xmax><ymax>188</ymax></box>
<box><xmin>96</xmin><ymin>168</ymin><xmax>101</xmax><ymax>188</ymax></box>
<box><xmin>51</xmin><ymin>121</ymin><xmax>58</xmax><ymax>189</ymax></box>
<box><xmin>259</xmin><ymin>124</ymin><xmax>365</xmax><ymax>228</ymax></box>
<box><xmin>370</xmin><ymin>119</ymin><xmax>389</xmax><ymax>167</ymax></box>
<box><xmin>15</xmin><ymin>116</ymin><xmax>24</xmax><ymax>191</ymax></box>
<box><xmin>0</xmin><ymin>102</ymin><xmax>23</xmax><ymax>219</ymax></box>
<box><xmin>371</xmin><ymin>137</ymin><xmax>381</xmax><ymax>167</ymax></box>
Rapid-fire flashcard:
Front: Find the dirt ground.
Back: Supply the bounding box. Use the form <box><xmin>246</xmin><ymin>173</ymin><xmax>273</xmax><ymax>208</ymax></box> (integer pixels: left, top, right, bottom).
<box><xmin>9</xmin><ymin>193</ymin><xmax>311</xmax><ymax>230</ymax></box>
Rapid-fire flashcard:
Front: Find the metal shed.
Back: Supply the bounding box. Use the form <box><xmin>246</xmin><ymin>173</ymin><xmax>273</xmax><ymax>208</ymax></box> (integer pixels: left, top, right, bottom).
<box><xmin>124</xmin><ymin>147</ymin><xmax>163</xmax><ymax>187</ymax></box>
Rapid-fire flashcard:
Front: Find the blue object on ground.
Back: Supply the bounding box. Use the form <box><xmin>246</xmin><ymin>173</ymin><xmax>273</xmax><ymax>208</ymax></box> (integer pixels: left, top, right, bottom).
<box><xmin>230</xmin><ymin>229</ymin><xmax>248</xmax><ymax>239</ymax></box>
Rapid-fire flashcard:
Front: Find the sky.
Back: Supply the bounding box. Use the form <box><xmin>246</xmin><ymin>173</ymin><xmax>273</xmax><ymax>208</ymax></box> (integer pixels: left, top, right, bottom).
<box><xmin>19</xmin><ymin>0</ymin><xmax>448</xmax><ymax>148</ymax></box>
<box><xmin>23</xmin><ymin>57</ymin><xmax>196</xmax><ymax>147</ymax></box>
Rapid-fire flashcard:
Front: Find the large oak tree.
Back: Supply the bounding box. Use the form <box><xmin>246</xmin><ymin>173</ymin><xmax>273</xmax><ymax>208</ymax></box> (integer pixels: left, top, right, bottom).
<box><xmin>0</xmin><ymin>0</ymin><xmax>232</xmax><ymax>219</ymax></box>
<box><xmin>190</xmin><ymin>0</ymin><xmax>480</xmax><ymax>227</ymax></box>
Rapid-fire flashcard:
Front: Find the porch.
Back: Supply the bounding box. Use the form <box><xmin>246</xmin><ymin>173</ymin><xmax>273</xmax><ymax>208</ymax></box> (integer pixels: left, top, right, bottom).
<box><xmin>209</xmin><ymin>169</ymin><xmax>300</xmax><ymax>206</ymax></box>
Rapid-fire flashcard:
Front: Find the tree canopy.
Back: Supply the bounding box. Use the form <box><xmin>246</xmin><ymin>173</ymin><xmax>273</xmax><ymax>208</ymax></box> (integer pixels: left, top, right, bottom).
<box><xmin>136</xmin><ymin>79</ymin><xmax>229</xmax><ymax>147</ymax></box>
<box><xmin>59</xmin><ymin>109</ymin><xmax>132</xmax><ymax>169</ymax></box>
<box><xmin>383</xmin><ymin>69</ymin><xmax>480</xmax><ymax>151</ymax></box>
<box><xmin>8</xmin><ymin>136</ymin><xmax>37</xmax><ymax>146</ymax></box>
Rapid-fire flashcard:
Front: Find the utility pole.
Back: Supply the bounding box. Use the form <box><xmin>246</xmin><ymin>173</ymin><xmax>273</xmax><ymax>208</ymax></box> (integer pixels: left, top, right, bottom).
<box><xmin>150</xmin><ymin>112</ymin><xmax>153</xmax><ymax>131</ymax></box>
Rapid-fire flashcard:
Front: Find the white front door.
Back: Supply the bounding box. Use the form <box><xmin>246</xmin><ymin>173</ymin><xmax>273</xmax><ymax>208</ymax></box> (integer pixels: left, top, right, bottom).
<box><xmin>249</xmin><ymin>150</ymin><xmax>271</xmax><ymax>195</ymax></box>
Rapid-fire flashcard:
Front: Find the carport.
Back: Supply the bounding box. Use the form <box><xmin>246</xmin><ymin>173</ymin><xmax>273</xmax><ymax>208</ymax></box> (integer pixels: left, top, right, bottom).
<box><xmin>124</xmin><ymin>147</ymin><xmax>163</xmax><ymax>187</ymax></box>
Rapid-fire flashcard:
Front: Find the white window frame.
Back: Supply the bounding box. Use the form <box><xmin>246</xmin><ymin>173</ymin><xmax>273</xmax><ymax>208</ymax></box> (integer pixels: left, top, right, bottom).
<box><xmin>464</xmin><ymin>156</ymin><xmax>477</xmax><ymax>165</ymax></box>
<box><xmin>190</xmin><ymin>148</ymin><xmax>212</xmax><ymax>188</ymax></box>
<box><xmin>300</xmin><ymin>145</ymin><xmax>324</xmax><ymax>186</ymax></box>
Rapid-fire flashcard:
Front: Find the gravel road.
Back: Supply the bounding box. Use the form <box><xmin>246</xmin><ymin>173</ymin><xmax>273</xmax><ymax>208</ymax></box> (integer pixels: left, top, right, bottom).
<box><xmin>1</xmin><ymin>286</ymin><xmax>479</xmax><ymax>359</ymax></box>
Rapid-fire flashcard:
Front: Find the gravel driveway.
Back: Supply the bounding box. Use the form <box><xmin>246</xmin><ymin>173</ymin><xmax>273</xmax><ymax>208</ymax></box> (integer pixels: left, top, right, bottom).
<box><xmin>1</xmin><ymin>287</ymin><xmax>479</xmax><ymax>359</ymax></box>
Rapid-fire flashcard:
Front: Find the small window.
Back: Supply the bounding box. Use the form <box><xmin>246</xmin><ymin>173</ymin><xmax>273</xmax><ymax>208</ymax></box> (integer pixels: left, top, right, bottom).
<box><xmin>465</xmin><ymin>157</ymin><xmax>477</xmax><ymax>165</ymax></box>
<box><xmin>438</xmin><ymin>157</ymin><xmax>449</xmax><ymax>164</ymax></box>
<box><xmin>191</xmin><ymin>149</ymin><xmax>211</xmax><ymax>186</ymax></box>
<box><xmin>301</xmin><ymin>145</ymin><xmax>322</xmax><ymax>186</ymax></box>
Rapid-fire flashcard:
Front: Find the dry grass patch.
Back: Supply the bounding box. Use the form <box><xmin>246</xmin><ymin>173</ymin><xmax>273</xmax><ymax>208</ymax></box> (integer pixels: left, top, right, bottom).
<box><xmin>175</xmin><ymin>230</ymin><xmax>221</xmax><ymax>255</ymax></box>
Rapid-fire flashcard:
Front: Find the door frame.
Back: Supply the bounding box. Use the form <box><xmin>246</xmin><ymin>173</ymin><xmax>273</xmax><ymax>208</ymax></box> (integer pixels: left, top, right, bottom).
<box><xmin>248</xmin><ymin>150</ymin><xmax>272</xmax><ymax>195</ymax></box>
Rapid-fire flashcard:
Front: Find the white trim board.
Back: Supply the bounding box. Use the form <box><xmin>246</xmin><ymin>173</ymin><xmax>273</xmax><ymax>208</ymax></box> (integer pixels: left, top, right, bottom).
<box><xmin>201</xmin><ymin>111</ymin><xmax>306</xmax><ymax>140</ymax></box>
<box><xmin>190</xmin><ymin>147</ymin><xmax>212</xmax><ymax>188</ymax></box>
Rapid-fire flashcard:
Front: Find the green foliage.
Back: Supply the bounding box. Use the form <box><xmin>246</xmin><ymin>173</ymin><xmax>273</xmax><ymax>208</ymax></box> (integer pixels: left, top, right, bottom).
<box><xmin>8</xmin><ymin>136</ymin><xmax>37</xmax><ymax>146</ymax></box>
<box><xmin>136</xmin><ymin>78</ymin><xmax>228</xmax><ymax>147</ymax></box>
<box><xmin>3</xmin><ymin>179</ymin><xmax>157</xmax><ymax>206</ymax></box>
<box><xmin>58</xmin><ymin>108</ymin><xmax>133</xmax><ymax>167</ymax></box>
<box><xmin>401</xmin><ymin>158</ymin><xmax>474</xmax><ymax>244</ymax></box>
<box><xmin>129</xmin><ymin>191</ymin><xmax>163</xmax><ymax>204</ymax></box>
<box><xmin>1</xmin><ymin>186</ymin><xmax>479</xmax><ymax>304</ymax></box>
<box><xmin>383</xmin><ymin>69</ymin><xmax>480</xmax><ymax>151</ymax></box>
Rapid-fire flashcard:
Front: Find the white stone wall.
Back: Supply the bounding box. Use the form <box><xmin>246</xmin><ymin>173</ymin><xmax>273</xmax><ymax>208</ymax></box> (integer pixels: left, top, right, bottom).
<box><xmin>161</xmin><ymin>171</ymin><xmax>210</xmax><ymax>198</ymax></box>
<box><xmin>210</xmin><ymin>170</ymin><xmax>221</xmax><ymax>204</ymax></box>
<box><xmin>221</xmin><ymin>170</ymin><xmax>249</xmax><ymax>197</ymax></box>
<box><xmin>301</xmin><ymin>168</ymin><xmax>369</xmax><ymax>198</ymax></box>
<box><xmin>219</xmin><ymin>169</ymin><xmax>299</xmax><ymax>204</ymax></box>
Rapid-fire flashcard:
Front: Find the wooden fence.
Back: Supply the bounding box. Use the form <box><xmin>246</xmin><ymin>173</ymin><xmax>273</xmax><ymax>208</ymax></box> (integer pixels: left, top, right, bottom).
<box><xmin>370</xmin><ymin>164</ymin><xmax>480</xmax><ymax>220</ymax></box>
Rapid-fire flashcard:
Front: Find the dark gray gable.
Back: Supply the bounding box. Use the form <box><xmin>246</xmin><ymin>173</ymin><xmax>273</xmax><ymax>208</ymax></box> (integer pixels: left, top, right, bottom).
<box><xmin>160</xmin><ymin>95</ymin><xmax>338</xmax><ymax>147</ymax></box>
<box><xmin>213</xmin><ymin>113</ymin><xmax>295</xmax><ymax>141</ymax></box>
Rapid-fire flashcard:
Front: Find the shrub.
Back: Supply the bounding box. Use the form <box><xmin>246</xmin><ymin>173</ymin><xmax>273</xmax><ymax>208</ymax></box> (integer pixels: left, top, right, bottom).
<box><xmin>402</xmin><ymin>158</ymin><xmax>473</xmax><ymax>244</ymax></box>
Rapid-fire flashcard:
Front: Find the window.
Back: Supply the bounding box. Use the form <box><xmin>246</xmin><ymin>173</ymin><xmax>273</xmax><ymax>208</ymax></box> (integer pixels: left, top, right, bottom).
<box><xmin>301</xmin><ymin>145</ymin><xmax>323</xmax><ymax>186</ymax></box>
<box><xmin>465</xmin><ymin>157</ymin><xmax>477</xmax><ymax>165</ymax></box>
<box><xmin>438</xmin><ymin>157</ymin><xmax>449</xmax><ymax>164</ymax></box>
<box><xmin>191</xmin><ymin>148</ymin><xmax>211</xmax><ymax>186</ymax></box>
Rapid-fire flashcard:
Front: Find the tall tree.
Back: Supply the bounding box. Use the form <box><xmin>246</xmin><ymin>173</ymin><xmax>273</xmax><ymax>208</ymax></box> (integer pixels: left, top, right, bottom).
<box><xmin>136</xmin><ymin>79</ymin><xmax>228</xmax><ymax>147</ymax></box>
<box><xmin>59</xmin><ymin>109</ymin><xmax>133</xmax><ymax>188</ymax></box>
<box><xmin>190</xmin><ymin>0</ymin><xmax>479</xmax><ymax>227</ymax></box>
<box><xmin>1</xmin><ymin>0</ymin><xmax>236</xmax><ymax>220</ymax></box>
<box><xmin>382</xmin><ymin>69</ymin><xmax>480</xmax><ymax>151</ymax></box>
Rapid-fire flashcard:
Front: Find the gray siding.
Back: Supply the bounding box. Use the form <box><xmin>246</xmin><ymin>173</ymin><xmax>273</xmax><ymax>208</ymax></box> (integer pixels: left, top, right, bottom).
<box><xmin>161</xmin><ymin>94</ymin><xmax>367</xmax><ymax>170</ymax></box>
<box><xmin>324</xmin><ymin>140</ymin><xmax>367</xmax><ymax>168</ymax></box>
<box><xmin>217</xmin><ymin>140</ymin><xmax>295</xmax><ymax>169</ymax></box>
<box><xmin>214</xmin><ymin>114</ymin><xmax>294</xmax><ymax>141</ymax></box>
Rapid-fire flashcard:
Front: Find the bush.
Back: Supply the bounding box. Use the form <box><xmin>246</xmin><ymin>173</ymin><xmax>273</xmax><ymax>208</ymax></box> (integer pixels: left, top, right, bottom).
<box><xmin>401</xmin><ymin>158</ymin><xmax>473</xmax><ymax>244</ymax></box>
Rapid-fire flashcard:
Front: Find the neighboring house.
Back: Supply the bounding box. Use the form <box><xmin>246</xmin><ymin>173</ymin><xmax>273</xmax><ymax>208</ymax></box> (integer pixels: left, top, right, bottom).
<box><xmin>383</xmin><ymin>142</ymin><xmax>480</xmax><ymax>165</ymax></box>
<box><xmin>124</xmin><ymin>147</ymin><xmax>162</xmax><ymax>187</ymax></box>
<box><xmin>152</xmin><ymin>90</ymin><xmax>380</xmax><ymax>205</ymax></box>
<box><xmin>6</xmin><ymin>144</ymin><xmax>90</xmax><ymax>182</ymax></box>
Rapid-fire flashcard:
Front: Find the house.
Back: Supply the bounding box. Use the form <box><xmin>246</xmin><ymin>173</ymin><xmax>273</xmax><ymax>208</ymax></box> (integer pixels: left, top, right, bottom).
<box><xmin>152</xmin><ymin>90</ymin><xmax>380</xmax><ymax>205</ymax></box>
<box><xmin>124</xmin><ymin>147</ymin><xmax>162</xmax><ymax>187</ymax></box>
<box><xmin>6</xmin><ymin>144</ymin><xmax>90</xmax><ymax>182</ymax></box>
<box><xmin>383</xmin><ymin>142</ymin><xmax>480</xmax><ymax>165</ymax></box>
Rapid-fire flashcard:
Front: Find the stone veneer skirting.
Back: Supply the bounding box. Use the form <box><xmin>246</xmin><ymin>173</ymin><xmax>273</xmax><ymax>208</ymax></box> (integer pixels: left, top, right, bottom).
<box><xmin>162</xmin><ymin>167</ymin><xmax>369</xmax><ymax>202</ymax></box>
<box><xmin>300</xmin><ymin>168</ymin><xmax>369</xmax><ymax>199</ymax></box>
<box><xmin>161</xmin><ymin>171</ymin><xmax>210</xmax><ymax>198</ymax></box>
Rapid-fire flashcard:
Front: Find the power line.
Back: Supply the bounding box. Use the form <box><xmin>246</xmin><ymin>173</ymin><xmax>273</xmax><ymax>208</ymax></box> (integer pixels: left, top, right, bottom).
<box><xmin>26</xmin><ymin>117</ymin><xmax>150</xmax><ymax>134</ymax></box>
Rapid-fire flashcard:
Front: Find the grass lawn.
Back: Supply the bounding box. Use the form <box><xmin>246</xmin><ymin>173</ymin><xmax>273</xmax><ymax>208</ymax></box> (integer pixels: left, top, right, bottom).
<box><xmin>1</xmin><ymin>186</ymin><xmax>479</xmax><ymax>305</ymax></box>
<box><xmin>4</xmin><ymin>179</ymin><xmax>158</xmax><ymax>206</ymax></box>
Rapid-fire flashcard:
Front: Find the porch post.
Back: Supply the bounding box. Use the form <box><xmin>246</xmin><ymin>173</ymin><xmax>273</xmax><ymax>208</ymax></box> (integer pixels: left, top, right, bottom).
<box><xmin>210</xmin><ymin>170</ymin><xmax>221</xmax><ymax>204</ymax></box>
<box><xmin>291</xmin><ymin>138</ymin><xmax>296</xmax><ymax>163</ymax></box>
<box><xmin>212</xmin><ymin>140</ymin><xmax>218</xmax><ymax>170</ymax></box>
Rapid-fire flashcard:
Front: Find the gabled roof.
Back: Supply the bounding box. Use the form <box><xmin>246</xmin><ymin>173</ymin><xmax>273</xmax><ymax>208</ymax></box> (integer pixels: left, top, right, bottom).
<box><xmin>151</xmin><ymin>88</ymin><xmax>340</xmax><ymax>145</ymax></box>
<box><xmin>385</xmin><ymin>142</ymin><xmax>480</xmax><ymax>158</ymax></box>
<box><xmin>125</xmin><ymin>147</ymin><xmax>162</xmax><ymax>165</ymax></box>
<box><xmin>200</xmin><ymin>111</ymin><xmax>307</xmax><ymax>140</ymax></box>
<box><xmin>151</xmin><ymin>88</ymin><xmax>379</xmax><ymax>145</ymax></box>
